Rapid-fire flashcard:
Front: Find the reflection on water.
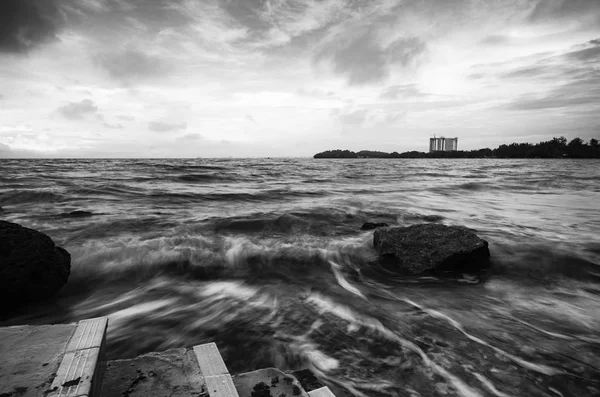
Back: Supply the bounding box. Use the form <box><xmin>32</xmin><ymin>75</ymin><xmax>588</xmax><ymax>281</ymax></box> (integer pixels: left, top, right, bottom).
<box><xmin>1</xmin><ymin>158</ymin><xmax>599</xmax><ymax>397</ymax></box>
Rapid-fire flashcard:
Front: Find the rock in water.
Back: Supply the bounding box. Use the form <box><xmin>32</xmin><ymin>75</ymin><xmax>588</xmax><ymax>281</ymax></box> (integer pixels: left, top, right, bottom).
<box><xmin>361</xmin><ymin>222</ymin><xmax>389</xmax><ymax>230</ymax></box>
<box><xmin>373</xmin><ymin>224</ymin><xmax>490</xmax><ymax>274</ymax></box>
<box><xmin>60</xmin><ymin>210</ymin><xmax>93</xmax><ymax>218</ymax></box>
<box><xmin>0</xmin><ymin>221</ymin><xmax>71</xmax><ymax>308</ymax></box>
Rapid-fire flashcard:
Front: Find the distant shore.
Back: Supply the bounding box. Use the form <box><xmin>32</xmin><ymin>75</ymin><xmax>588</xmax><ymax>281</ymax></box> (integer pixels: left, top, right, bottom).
<box><xmin>314</xmin><ymin>136</ymin><xmax>600</xmax><ymax>159</ymax></box>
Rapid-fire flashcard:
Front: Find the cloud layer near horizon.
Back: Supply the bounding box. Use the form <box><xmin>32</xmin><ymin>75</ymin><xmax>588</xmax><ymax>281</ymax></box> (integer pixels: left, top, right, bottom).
<box><xmin>1</xmin><ymin>0</ymin><xmax>599</xmax><ymax>157</ymax></box>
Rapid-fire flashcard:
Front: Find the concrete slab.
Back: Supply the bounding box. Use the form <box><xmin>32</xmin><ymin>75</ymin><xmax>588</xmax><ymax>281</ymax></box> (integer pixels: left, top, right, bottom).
<box><xmin>99</xmin><ymin>348</ymin><xmax>207</xmax><ymax>397</ymax></box>
<box><xmin>193</xmin><ymin>343</ymin><xmax>229</xmax><ymax>376</ymax></box>
<box><xmin>65</xmin><ymin>318</ymin><xmax>107</xmax><ymax>352</ymax></box>
<box><xmin>233</xmin><ymin>368</ymin><xmax>309</xmax><ymax>397</ymax></box>
<box><xmin>0</xmin><ymin>318</ymin><xmax>107</xmax><ymax>397</ymax></box>
<box><xmin>0</xmin><ymin>323</ymin><xmax>77</xmax><ymax>397</ymax></box>
<box><xmin>307</xmin><ymin>387</ymin><xmax>335</xmax><ymax>397</ymax></box>
<box><xmin>48</xmin><ymin>347</ymin><xmax>101</xmax><ymax>397</ymax></box>
<box><xmin>49</xmin><ymin>318</ymin><xmax>108</xmax><ymax>397</ymax></box>
<box><xmin>206</xmin><ymin>375</ymin><xmax>239</xmax><ymax>397</ymax></box>
<box><xmin>193</xmin><ymin>343</ymin><xmax>239</xmax><ymax>397</ymax></box>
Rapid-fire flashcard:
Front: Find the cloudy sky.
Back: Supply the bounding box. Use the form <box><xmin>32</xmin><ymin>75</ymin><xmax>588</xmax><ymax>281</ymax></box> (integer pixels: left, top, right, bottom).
<box><xmin>1</xmin><ymin>0</ymin><xmax>599</xmax><ymax>157</ymax></box>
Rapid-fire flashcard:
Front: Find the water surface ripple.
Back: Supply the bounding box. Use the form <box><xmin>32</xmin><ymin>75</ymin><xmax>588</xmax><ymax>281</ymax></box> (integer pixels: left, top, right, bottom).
<box><xmin>1</xmin><ymin>158</ymin><xmax>599</xmax><ymax>397</ymax></box>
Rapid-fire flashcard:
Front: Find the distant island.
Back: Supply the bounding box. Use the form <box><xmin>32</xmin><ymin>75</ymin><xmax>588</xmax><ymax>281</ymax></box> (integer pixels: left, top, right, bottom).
<box><xmin>313</xmin><ymin>137</ymin><xmax>600</xmax><ymax>159</ymax></box>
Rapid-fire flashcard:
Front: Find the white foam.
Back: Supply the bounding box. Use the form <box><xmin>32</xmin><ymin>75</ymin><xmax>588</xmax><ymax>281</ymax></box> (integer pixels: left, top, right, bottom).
<box><xmin>109</xmin><ymin>299</ymin><xmax>178</xmax><ymax>323</ymax></box>
<box><xmin>329</xmin><ymin>260</ymin><xmax>367</xmax><ymax>300</ymax></box>
<box><xmin>200</xmin><ymin>281</ymin><xmax>259</xmax><ymax>301</ymax></box>
<box><xmin>401</xmin><ymin>298</ymin><xmax>564</xmax><ymax>376</ymax></box>
<box><xmin>301</xmin><ymin>343</ymin><xmax>340</xmax><ymax>371</ymax></box>
<box><xmin>305</xmin><ymin>294</ymin><xmax>483</xmax><ymax>397</ymax></box>
<box><xmin>473</xmin><ymin>373</ymin><xmax>513</xmax><ymax>397</ymax></box>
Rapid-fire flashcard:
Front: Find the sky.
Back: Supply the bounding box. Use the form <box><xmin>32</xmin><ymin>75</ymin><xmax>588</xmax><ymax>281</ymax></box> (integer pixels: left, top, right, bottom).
<box><xmin>0</xmin><ymin>0</ymin><xmax>599</xmax><ymax>158</ymax></box>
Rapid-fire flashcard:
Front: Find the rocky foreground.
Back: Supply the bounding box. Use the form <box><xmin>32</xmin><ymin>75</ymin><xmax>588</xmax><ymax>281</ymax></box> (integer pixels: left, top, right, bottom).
<box><xmin>373</xmin><ymin>223</ymin><xmax>490</xmax><ymax>274</ymax></box>
<box><xmin>0</xmin><ymin>221</ymin><xmax>71</xmax><ymax>312</ymax></box>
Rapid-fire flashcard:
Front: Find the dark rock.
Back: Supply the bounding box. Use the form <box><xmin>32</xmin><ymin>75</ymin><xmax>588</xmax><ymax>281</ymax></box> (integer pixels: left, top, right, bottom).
<box><xmin>0</xmin><ymin>221</ymin><xmax>71</xmax><ymax>309</ymax></box>
<box><xmin>60</xmin><ymin>210</ymin><xmax>93</xmax><ymax>218</ymax></box>
<box><xmin>251</xmin><ymin>382</ymin><xmax>272</xmax><ymax>397</ymax></box>
<box><xmin>373</xmin><ymin>224</ymin><xmax>490</xmax><ymax>274</ymax></box>
<box><xmin>290</xmin><ymin>370</ymin><xmax>324</xmax><ymax>392</ymax></box>
<box><xmin>361</xmin><ymin>222</ymin><xmax>389</xmax><ymax>230</ymax></box>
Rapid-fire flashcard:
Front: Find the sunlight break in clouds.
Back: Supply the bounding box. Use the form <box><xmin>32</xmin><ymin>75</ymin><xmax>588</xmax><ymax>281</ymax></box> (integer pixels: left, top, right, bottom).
<box><xmin>0</xmin><ymin>0</ymin><xmax>599</xmax><ymax>157</ymax></box>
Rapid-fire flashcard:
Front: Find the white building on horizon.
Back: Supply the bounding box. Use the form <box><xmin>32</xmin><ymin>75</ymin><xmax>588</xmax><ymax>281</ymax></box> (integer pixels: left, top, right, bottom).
<box><xmin>429</xmin><ymin>137</ymin><xmax>458</xmax><ymax>152</ymax></box>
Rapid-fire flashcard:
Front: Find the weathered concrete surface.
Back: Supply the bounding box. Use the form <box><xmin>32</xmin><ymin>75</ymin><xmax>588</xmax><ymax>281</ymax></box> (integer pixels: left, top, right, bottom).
<box><xmin>100</xmin><ymin>349</ymin><xmax>207</xmax><ymax>397</ymax></box>
<box><xmin>233</xmin><ymin>368</ymin><xmax>309</xmax><ymax>397</ymax></box>
<box><xmin>373</xmin><ymin>223</ymin><xmax>490</xmax><ymax>274</ymax></box>
<box><xmin>49</xmin><ymin>317</ymin><xmax>108</xmax><ymax>397</ymax></box>
<box><xmin>0</xmin><ymin>323</ymin><xmax>76</xmax><ymax>396</ymax></box>
<box><xmin>0</xmin><ymin>318</ymin><xmax>108</xmax><ymax>397</ymax></box>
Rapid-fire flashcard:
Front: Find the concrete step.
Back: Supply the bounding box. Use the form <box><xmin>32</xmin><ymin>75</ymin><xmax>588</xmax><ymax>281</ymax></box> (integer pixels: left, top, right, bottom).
<box><xmin>0</xmin><ymin>317</ymin><xmax>108</xmax><ymax>397</ymax></box>
<box><xmin>308</xmin><ymin>387</ymin><xmax>336</xmax><ymax>397</ymax></box>
<box><xmin>0</xmin><ymin>318</ymin><xmax>334</xmax><ymax>397</ymax></box>
<box><xmin>193</xmin><ymin>343</ymin><xmax>239</xmax><ymax>397</ymax></box>
<box><xmin>233</xmin><ymin>368</ymin><xmax>310</xmax><ymax>397</ymax></box>
<box><xmin>100</xmin><ymin>348</ymin><xmax>206</xmax><ymax>397</ymax></box>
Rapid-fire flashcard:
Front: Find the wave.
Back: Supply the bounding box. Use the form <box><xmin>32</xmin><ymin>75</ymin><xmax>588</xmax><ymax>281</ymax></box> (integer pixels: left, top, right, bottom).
<box><xmin>488</xmin><ymin>242</ymin><xmax>600</xmax><ymax>283</ymax></box>
<box><xmin>177</xmin><ymin>173</ymin><xmax>237</xmax><ymax>183</ymax></box>
<box><xmin>0</xmin><ymin>189</ymin><xmax>65</xmax><ymax>204</ymax></box>
<box><xmin>62</xmin><ymin>231</ymin><xmax>374</xmax><ymax>293</ymax></box>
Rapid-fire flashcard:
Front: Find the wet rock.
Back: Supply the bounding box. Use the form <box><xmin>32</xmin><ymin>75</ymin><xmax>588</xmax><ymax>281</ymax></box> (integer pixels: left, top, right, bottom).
<box><xmin>361</xmin><ymin>222</ymin><xmax>389</xmax><ymax>230</ymax></box>
<box><xmin>60</xmin><ymin>210</ymin><xmax>93</xmax><ymax>218</ymax></box>
<box><xmin>290</xmin><ymin>370</ymin><xmax>324</xmax><ymax>392</ymax></box>
<box><xmin>251</xmin><ymin>382</ymin><xmax>272</xmax><ymax>397</ymax></box>
<box><xmin>101</xmin><ymin>349</ymin><xmax>204</xmax><ymax>397</ymax></box>
<box><xmin>373</xmin><ymin>223</ymin><xmax>490</xmax><ymax>274</ymax></box>
<box><xmin>0</xmin><ymin>221</ymin><xmax>71</xmax><ymax>310</ymax></box>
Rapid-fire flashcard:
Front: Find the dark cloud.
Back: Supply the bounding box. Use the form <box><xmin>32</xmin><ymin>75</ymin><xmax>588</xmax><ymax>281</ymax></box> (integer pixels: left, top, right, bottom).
<box><xmin>476</xmin><ymin>38</ymin><xmax>600</xmax><ymax>82</ymax></box>
<box><xmin>296</xmin><ymin>89</ymin><xmax>335</xmax><ymax>98</ymax></box>
<box><xmin>502</xmin><ymin>65</ymin><xmax>550</xmax><ymax>79</ymax></box>
<box><xmin>564</xmin><ymin>39</ymin><xmax>600</xmax><ymax>61</ymax></box>
<box><xmin>148</xmin><ymin>121</ymin><xmax>187</xmax><ymax>132</ymax></box>
<box><xmin>467</xmin><ymin>73</ymin><xmax>484</xmax><ymax>80</ymax></box>
<box><xmin>221</xmin><ymin>0</ymin><xmax>270</xmax><ymax>32</ymax></box>
<box><xmin>316</xmin><ymin>29</ymin><xmax>425</xmax><ymax>85</ymax></box>
<box><xmin>0</xmin><ymin>0</ymin><xmax>62</xmax><ymax>53</ymax></box>
<box><xmin>380</xmin><ymin>84</ymin><xmax>425</xmax><ymax>99</ymax></box>
<box><xmin>179</xmin><ymin>133</ymin><xmax>203</xmax><ymax>141</ymax></box>
<box><xmin>339</xmin><ymin>109</ymin><xmax>368</xmax><ymax>125</ymax></box>
<box><xmin>479</xmin><ymin>35</ymin><xmax>510</xmax><ymax>45</ymax></box>
<box><xmin>103</xmin><ymin>122</ymin><xmax>124</xmax><ymax>130</ymax></box>
<box><xmin>505</xmin><ymin>77</ymin><xmax>600</xmax><ymax>111</ymax></box>
<box><xmin>529</xmin><ymin>0</ymin><xmax>600</xmax><ymax>22</ymax></box>
<box><xmin>0</xmin><ymin>142</ymin><xmax>10</xmax><ymax>152</ymax></box>
<box><xmin>95</xmin><ymin>48</ymin><xmax>170</xmax><ymax>82</ymax></box>
<box><xmin>57</xmin><ymin>99</ymin><xmax>98</xmax><ymax>120</ymax></box>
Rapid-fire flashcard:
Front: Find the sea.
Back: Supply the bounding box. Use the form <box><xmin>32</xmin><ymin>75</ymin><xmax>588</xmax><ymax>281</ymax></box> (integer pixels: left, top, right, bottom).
<box><xmin>1</xmin><ymin>158</ymin><xmax>599</xmax><ymax>397</ymax></box>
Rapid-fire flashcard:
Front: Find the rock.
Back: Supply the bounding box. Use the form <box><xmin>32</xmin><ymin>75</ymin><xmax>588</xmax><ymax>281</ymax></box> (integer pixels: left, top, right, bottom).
<box><xmin>361</xmin><ymin>222</ymin><xmax>389</xmax><ymax>230</ymax></box>
<box><xmin>60</xmin><ymin>210</ymin><xmax>93</xmax><ymax>218</ymax></box>
<box><xmin>290</xmin><ymin>369</ymin><xmax>324</xmax><ymax>392</ymax></box>
<box><xmin>0</xmin><ymin>221</ymin><xmax>71</xmax><ymax>309</ymax></box>
<box><xmin>373</xmin><ymin>224</ymin><xmax>489</xmax><ymax>274</ymax></box>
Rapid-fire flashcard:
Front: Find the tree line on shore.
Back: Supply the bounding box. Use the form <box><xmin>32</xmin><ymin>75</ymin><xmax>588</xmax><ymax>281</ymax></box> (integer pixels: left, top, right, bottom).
<box><xmin>313</xmin><ymin>137</ymin><xmax>600</xmax><ymax>159</ymax></box>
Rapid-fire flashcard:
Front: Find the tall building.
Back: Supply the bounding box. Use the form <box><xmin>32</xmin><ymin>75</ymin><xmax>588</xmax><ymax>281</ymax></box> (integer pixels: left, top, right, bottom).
<box><xmin>429</xmin><ymin>137</ymin><xmax>458</xmax><ymax>152</ymax></box>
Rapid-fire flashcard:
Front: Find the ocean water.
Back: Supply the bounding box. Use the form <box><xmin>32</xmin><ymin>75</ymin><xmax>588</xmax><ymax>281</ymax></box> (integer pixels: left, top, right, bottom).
<box><xmin>1</xmin><ymin>158</ymin><xmax>599</xmax><ymax>397</ymax></box>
